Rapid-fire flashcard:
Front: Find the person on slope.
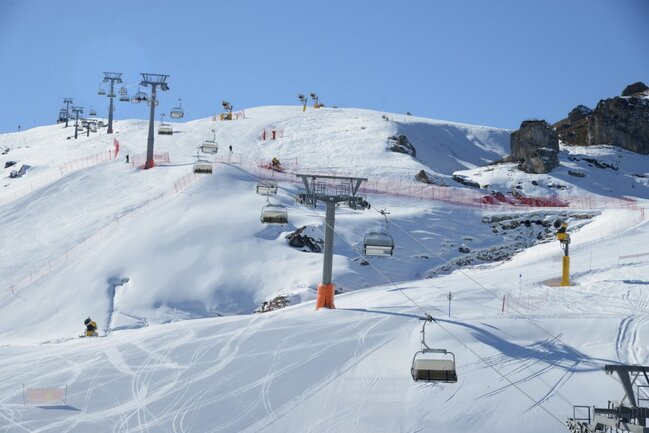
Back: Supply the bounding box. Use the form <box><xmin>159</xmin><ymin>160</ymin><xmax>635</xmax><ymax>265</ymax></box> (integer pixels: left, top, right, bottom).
<box><xmin>271</xmin><ymin>157</ymin><xmax>281</xmax><ymax>169</ymax></box>
<box><xmin>83</xmin><ymin>317</ymin><xmax>98</xmax><ymax>337</ymax></box>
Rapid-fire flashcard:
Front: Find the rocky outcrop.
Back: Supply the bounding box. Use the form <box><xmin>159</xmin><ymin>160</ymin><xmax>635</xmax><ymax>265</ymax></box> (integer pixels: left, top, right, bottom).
<box><xmin>622</xmin><ymin>81</ymin><xmax>649</xmax><ymax>97</ymax></box>
<box><xmin>568</xmin><ymin>105</ymin><xmax>592</xmax><ymax>123</ymax></box>
<box><xmin>510</xmin><ymin>120</ymin><xmax>559</xmax><ymax>161</ymax></box>
<box><xmin>415</xmin><ymin>169</ymin><xmax>432</xmax><ymax>184</ymax></box>
<box><xmin>518</xmin><ymin>147</ymin><xmax>560</xmax><ymax>174</ymax></box>
<box><xmin>285</xmin><ymin>226</ymin><xmax>323</xmax><ymax>253</ymax></box>
<box><xmin>588</xmin><ymin>97</ymin><xmax>649</xmax><ymax>154</ymax></box>
<box><xmin>387</xmin><ymin>134</ymin><xmax>416</xmax><ymax>157</ymax></box>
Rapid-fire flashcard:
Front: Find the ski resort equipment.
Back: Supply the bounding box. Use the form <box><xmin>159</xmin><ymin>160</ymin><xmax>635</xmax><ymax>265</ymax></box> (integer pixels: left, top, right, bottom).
<box><xmin>364</xmin><ymin>209</ymin><xmax>394</xmax><ymax>256</ymax></box>
<box><xmin>256</xmin><ymin>179</ymin><xmax>278</xmax><ymax>195</ymax></box>
<box><xmin>200</xmin><ymin>129</ymin><xmax>218</xmax><ymax>154</ymax></box>
<box><xmin>295</xmin><ymin>173</ymin><xmax>368</xmax><ymax>309</ymax></box>
<box><xmin>101</xmin><ymin>72</ymin><xmax>123</xmax><ymax>134</ymax></box>
<box><xmin>131</xmin><ymin>89</ymin><xmax>148</xmax><ymax>103</ymax></box>
<box><xmin>260</xmin><ymin>193</ymin><xmax>288</xmax><ymax>225</ymax></box>
<box><xmin>566</xmin><ymin>365</ymin><xmax>649</xmax><ymax>433</ymax></box>
<box><xmin>411</xmin><ymin>316</ymin><xmax>457</xmax><ymax>383</ymax></box>
<box><xmin>82</xmin><ymin>317</ymin><xmax>98</xmax><ymax>337</ymax></box>
<box><xmin>221</xmin><ymin>101</ymin><xmax>233</xmax><ymax>120</ymax></box>
<box><xmin>170</xmin><ymin>98</ymin><xmax>184</xmax><ymax>119</ymax></box>
<box><xmin>298</xmin><ymin>93</ymin><xmax>308</xmax><ymax>112</ymax></box>
<box><xmin>555</xmin><ymin>219</ymin><xmax>571</xmax><ymax>286</ymax></box>
<box><xmin>97</xmin><ymin>85</ymin><xmax>106</xmax><ymax>96</ymax></box>
<box><xmin>89</xmin><ymin>106</ymin><xmax>97</xmax><ymax>116</ymax></box>
<box><xmin>157</xmin><ymin>114</ymin><xmax>173</xmax><ymax>135</ymax></box>
<box><xmin>119</xmin><ymin>86</ymin><xmax>129</xmax><ymax>102</ymax></box>
<box><xmin>193</xmin><ymin>160</ymin><xmax>212</xmax><ymax>174</ymax></box>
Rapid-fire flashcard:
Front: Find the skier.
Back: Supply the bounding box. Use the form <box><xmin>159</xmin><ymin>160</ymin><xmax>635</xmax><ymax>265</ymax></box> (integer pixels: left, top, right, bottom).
<box><xmin>271</xmin><ymin>157</ymin><xmax>281</xmax><ymax>169</ymax></box>
<box><xmin>125</xmin><ymin>154</ymin><xmax>130</xmax><ymax>164</ymax></box>
<box><xmin>83</xmin><ymin>317</ymin><xmax>98</xmax><ymax>337</ymax></box>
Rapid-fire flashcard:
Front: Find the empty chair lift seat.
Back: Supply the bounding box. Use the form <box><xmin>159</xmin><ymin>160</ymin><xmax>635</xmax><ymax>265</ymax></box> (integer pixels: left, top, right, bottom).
<box><xmin>412</xmin><ymin>358</ymin><xmax>458</xmax><ymax>382</ymax></box>
<box><xmin>363</xmin><ymin>231</ymin><xmax>394</xmax><ymax>256</ymax></box>
<box><xmin>260</xmin><ymin>205</ymin><xmax>288</xmax><ymax>224</ymax></box>
<box><xmin>256</xmin><ymin>180</ymin><xmax>278</xmax><ymax>195</ymax></box>
<box><xmin>193</xmin><ymin>161</ymin><xmax>212</xmax><ymax>174</ymax></box>
<box><xmin>158</xmin><ymin>124</ymin><xmax>173</xmax><ymax>135</ymax></box>
<box><xmin>201</xmin><ymin>141</ymin><xmax>218</xmax><ymax>154</ymax></box>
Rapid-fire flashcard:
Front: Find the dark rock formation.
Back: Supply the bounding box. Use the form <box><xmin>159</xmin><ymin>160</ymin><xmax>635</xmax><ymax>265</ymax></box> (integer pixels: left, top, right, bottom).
<box><xmin>517</xmin><ymin>147</ymin><xmax>560</xmax><ymax>174</ymax></box>
<box><xmin>387</xmin><ymin>134</ymin><xmax>416</xmax><ymax>157</ymax></box>
<box><xmin>286</xmin><ymin>226</ymin><xmax>323</xmax><ymax>253</ymax></box>
<box><xmin>588</xmin><ymin>97</ymin><xmax>649</xmax><ymax>154</ymax></box>
<box><xmin>622</xmin><ymin>81</ymin><xmax>649</xmax><ymax>97</ymax></box>
<box><xmin>568</xmin><ymin>105</ymin><xmax>592</xmax><ymax>123</ymax></box>
<box><xmin>415</xmin><ymin>169</ymin><xmax>432</xmax><ymax>184</ymax></box>
<box><xmin>255</xmin><ymin>295</ymin><xmax>290</xmax><ymax>313</ymax></box>
<box><xmin>510</xmin><ymin>120</ymin><xmax>559</xmax><ymax>161</ymax></box>
<box><xmin>452</xmin><ymin>174</ymin><xmax>481</xmax><ymax>189</ymax></box>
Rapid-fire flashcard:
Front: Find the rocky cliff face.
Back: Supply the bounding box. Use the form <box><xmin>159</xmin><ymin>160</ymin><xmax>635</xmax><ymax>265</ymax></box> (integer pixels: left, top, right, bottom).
<box><xmin>588</xmin><ymin>97</ymin><xmax>649</xmax><ymax>154</ymax></box>
<box><xmin>555</xmin><ymin>81</ymin><xmax>649</xmax><ymax>154</ymax></box>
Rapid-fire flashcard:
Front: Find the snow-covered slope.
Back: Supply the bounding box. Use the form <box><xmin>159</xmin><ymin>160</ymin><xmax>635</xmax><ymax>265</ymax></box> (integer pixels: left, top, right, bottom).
<box><xmin>0</xmin><ymin>106</ymin><xmax>647</xmax><ymax>433</ymax></box>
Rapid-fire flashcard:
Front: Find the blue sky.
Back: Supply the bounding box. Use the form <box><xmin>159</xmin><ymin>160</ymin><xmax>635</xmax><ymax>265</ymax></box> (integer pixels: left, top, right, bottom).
<box><xmin>1</xmin><ymin>0</ymin><xmax>647</xmax><ymax>133</ymax></box>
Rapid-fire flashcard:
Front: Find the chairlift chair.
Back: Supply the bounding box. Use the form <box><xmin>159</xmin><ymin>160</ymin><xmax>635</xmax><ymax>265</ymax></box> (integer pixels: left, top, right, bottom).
<box><xmin>98</xmin><ymin>85</ymin><xmax>106</xmax><ymax>96</ymax></box>
<box><xmin>363</xmin><ymin>231</ymin><xmax>394</xmax><ymax>256</ymax></box>
<box><xmin>119</xmin><ymin>93</ymin><xmax>130</xmax><ymax>102</ymax></box>
<box><xmin>411</xmin><ymin>317</ymin><xmax>458</xmax><ymax>383</ymax></box>
<box><xmin>158</xmin><ymin>123</ymin><xmax>173</xmax><ymax>135</ymax></box>
<box><xmin>170</xmin><ymin>98</ymin><xmax>184</xmax><ymax>119</ymax></box>
<box><xmin>260</xmin><ymin>198</ymin><xmax>288</xmax><ymax>224</ymax></box>
<box><xmin>89</xmin><ymin>107</ymin><xmax>97</xmax><ymax>116</ymax></box>
<box><xmin>107</xmin><ymin>91</ymin><xmax>116</xmax><ymax>98</ymax></box>
<box><xmin>256</xmin><ymin>180</ymin><xmax>278</xmax><ymax>195</ymax></box>
<box><xmin>193</xmin><ymin>160</ymin><xmax>213</xmax><ymax>174</ymax></box>
<box><xmin>363</xmin><ymin>209</ymin><xmax>394</xmax><ymax>256</ymax></box>
<box><xmin>201</xmin><ymin>140</ymin><xmax>218</xmax><ymax>154</ymax></box>
<box><xmin>119</xmin><ymin>86</ymin><xmax>127</xmax><ymax>95</ymax></box>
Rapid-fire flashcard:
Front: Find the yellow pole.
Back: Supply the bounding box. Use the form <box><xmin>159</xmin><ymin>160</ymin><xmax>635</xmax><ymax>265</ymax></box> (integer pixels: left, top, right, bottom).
<box><xmin>561</xmin><ymin>255</ymin><xmax>570</xmax><ymax>286</ymax></box>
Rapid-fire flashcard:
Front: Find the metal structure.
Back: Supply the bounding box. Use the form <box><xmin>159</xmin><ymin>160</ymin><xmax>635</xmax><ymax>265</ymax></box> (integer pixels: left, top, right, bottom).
<box><xmin>363</xmin><ymin>209</ymin><xmax>395</xmax><ymax>256</ymax></box>
<box><xmin>411</xmin><ymin>316</ymin><xmax>458</xmax><ymax>383</ymax></box>
<box><xmin>71</xmin><ymin>106</ymin><xmax>83</xmax><ymax>139</ymax></box>
<box><xmin>555</xmin><ymin>219</ymin><xmax>571</xmax><ymax>286</ymax></box>
<box><xmin>170</xmin><ymin>98</ymin><xmax>184</xmax><ymax>119</ymax></box>
<box><xmin>310</xmin><ymin>92</ymin><xmax>320</xmax><ymax>109</ymax></box>
<box><xmin>102</xmin><ymin>72</ymin><xmax>123</xmax><ymax>134</ymax></box>
<box><xmin>256</xmin><ymin>179</ymin><xmax>278</xmax><ymax>195</ymax></box>
<box><xmin>200</xmin><ymin>129</ymin><xmax>218</xmax><ymax>153</ymax></box>
<box><xmin>222</xmin><ymin>101</ymin><xmax>233</xmax><ymax>120</ymax></box>
<box><xmin>295</xmin><ymin>173</ymin><xmax>368</xmax><ymax>309</ymax></box>
<box><xmin>158</xmin><ymin>113</ymin><xmax>173</xmax><ymax>135</ymax></box>
<box><xmin>260</xmin><ymin>194</ymin><xmax>288</xmax><ymax>224</ymax></box>
<box><xmin>137</xmin><ymin>73</ymin><xmax>169</xmax><ymax>169</ymax></box>
<box><xmin>298</xmin><ymin>94</ymin><xmax>308</xmax><ymax>112</ymax></box>
<box><xmin>63</xmin><ymin>98</ymin><xmax>73</xmax><ymax>127</ymax></box>
<box><xmin>566</xmin><ymin>365</ymin><xmax>649</xmax><ymax>433</ymax></box>
<box><xmin>193</xmin><ymin>160</ymin><xmax>213</xmax><ymax>174</ymax></box>
<box><xmin>89</xmin><ymin>106</ymin><xmax>97</xmax><ymax>116</ymax></box>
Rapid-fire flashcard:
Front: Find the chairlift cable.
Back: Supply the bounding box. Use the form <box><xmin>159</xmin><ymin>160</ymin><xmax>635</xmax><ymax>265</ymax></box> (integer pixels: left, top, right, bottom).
<box><xmin>305</xmin><ymin>197</ymin><xmax>578</xmax><ymax>427</ymax></box>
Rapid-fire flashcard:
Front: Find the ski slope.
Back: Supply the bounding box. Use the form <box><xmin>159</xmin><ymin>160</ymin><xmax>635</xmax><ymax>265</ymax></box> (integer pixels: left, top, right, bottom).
<box><xmin>0</xmin><ymin>106</ymin><xmax>648</xmax><ymax>432</ymax></box>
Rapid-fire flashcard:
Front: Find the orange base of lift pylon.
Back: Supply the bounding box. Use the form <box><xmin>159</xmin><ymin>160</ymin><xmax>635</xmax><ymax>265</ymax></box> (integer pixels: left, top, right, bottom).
<box><xmin>315</xmin><ymin>283</ymin><xmax>336</xmax><ymax>309</ymax></box>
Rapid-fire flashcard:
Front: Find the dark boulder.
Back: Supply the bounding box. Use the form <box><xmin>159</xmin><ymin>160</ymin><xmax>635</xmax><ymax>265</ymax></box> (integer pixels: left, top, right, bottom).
<box><xmin>415</xmin><ymin>169</ymin><xmax>432</xmax><ymax>184</ymax></box>
<box><xmin>568</xmin><ymin>105</ymin><xmax>592</xmax><ymax>123</ymax></box>
<box><xmin>510</xmin><ymin>120</ymin><xmax>559</xmax><ymax>161</ymax></box>
<box><xmin>286</xmin><ymin>226</ymin><xmax>323</xmax><ymax>253</ymax></box>
<box><xmin>387</xmin><ymin>134</ymin><xmax>416</xmax><ymax>157</ymax></box>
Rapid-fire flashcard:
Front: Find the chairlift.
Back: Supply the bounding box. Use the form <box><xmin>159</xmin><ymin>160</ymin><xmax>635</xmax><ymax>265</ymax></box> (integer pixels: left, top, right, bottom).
<box><xmin>119</xmin><ymin>93</ymin><xmax>130</xmax><ymax>102</ymax></box>
<box><xmin>107</xmin><ymin>91</ymin><xmax>116</xmax><ymax>98</ymax></box>
<box><xmin>131</xmin><ymin>90</ymin><xmax>148</xmax><ymax>104</ymax></box>
<box><xmin>119</xmin><ymin>86</ymin><xmax>127</xmax><ymax>95</ymax></box>
<box><xmin>363</xmin><ymin>209</ymin><xmax>394</xmax><ymax>256</ymax></box>
<box><xmin>256</xmin><ymin>179</ymin><xmax>278</xmax><ymax>195</ymax></box>
<box><xmin>411</xmin><ymin>317</ymin><xmax>458</xmax><ymax>383</ymax></box>
<box><xmin>57</xmin><ymin>109</ymin><xmax>67</xmax><ymax>123</ymax></box>
<box><xmin>260</xmin><ymin>195</ymin><xmax>288</xmax><ymax>224</ymax></box>
<box><xmin>158</xmin><ymin>123</ymin><xmax>173</xmax><ymax>135</ymax></box>
<box><xmin>170</xmin><ymin>98</ymin><xmax>184</xmax><ymax>119</ymax></box>
<box><xmin>200</xmin><ymin>129</ymin><xmax>218</xmax><ymax>153</ymax></box>
<box><xmin>98</xmin><ymin>85</ymin><xmax>106</xmax><ymax>96</ymax></box>
<box><xmin>89</xmin><ymin>106</ymin><xmax>97</xmax><ymax>116</ymax></box>
<box><xmin>193</xmin><ymin>160</ymin><xmax>212</xmax><ymax>174</ymax></box>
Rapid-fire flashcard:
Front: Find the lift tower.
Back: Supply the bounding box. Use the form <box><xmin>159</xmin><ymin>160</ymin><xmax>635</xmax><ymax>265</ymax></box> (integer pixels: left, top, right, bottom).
<box><xmin>71</xmin><ymin>106</ymin><xmax>83</xmax><ymax>139</ymax></box>
<box><xmin>139</xmin><ymin>73</ymin><xmax>169</xmax><ymax>169</ymax></box>
<box><xmin>296</xmin><ymin>173</ymin><xmax>368</xmax><ymax>309</ymax></box>
<box><xmin>63</xmin><ymin>98</ymin><xmax>73</xmax><ymax>128</ymax></box>
<box><xmin>102</xmin><ymin>72</ymin><xmax>123</xmax><ymax>134</ymax></box>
